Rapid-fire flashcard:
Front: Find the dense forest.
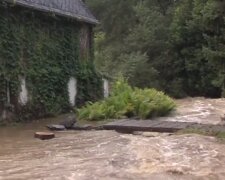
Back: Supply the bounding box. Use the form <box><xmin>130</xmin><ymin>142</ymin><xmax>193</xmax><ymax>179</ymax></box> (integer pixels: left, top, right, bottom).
<box><xmin>86</xmin><ymin>0</ymin><xmax>225</xmax><ymax>98</ymax></box>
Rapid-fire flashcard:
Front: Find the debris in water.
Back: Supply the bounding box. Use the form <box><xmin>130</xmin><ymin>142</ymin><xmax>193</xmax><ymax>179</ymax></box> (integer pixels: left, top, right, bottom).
<box><xmin>46</xmin><ymin>124</ymin><xmax>66</xmax><ymax>131</ymax></box>
<box><xmin>34</xmin><ymin>132</ymin><xmax>55</xmax><ymax>140</ymax></box>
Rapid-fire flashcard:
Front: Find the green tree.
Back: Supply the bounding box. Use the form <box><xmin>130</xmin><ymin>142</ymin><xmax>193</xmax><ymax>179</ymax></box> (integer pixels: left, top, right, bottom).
<box><xmin>87</xmin><ymin>0</ymin><xmax>225</xmax><ymax>98</ymax></box>
<box><xmin>171</xmin><ymin>0</ymin><xmax>224</xmax><ymax>97</ymax></box>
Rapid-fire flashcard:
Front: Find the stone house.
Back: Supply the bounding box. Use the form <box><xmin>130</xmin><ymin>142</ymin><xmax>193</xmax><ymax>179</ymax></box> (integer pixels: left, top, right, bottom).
<box><xmin>0</xmin><ymin>0</ymin><xmax>103</xmax><ymax>121</ymax></box>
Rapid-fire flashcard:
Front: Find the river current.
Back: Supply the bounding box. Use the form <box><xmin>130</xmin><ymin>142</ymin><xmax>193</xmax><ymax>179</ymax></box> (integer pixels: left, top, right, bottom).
<box><xmin>1</xmin><ymin>98</ymin><xmax>225</xmax><ymax>180</ymax></box>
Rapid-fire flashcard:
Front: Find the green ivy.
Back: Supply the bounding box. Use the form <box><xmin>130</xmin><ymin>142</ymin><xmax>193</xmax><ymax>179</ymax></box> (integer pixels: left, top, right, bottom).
<box><xmin>0</xmin><ymin>2</ymin><xmax>103</xmax><ymax>121</ymax></box>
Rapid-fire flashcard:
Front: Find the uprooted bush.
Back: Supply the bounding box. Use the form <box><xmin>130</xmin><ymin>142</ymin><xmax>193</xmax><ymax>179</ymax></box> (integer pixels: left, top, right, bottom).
<box><xmin>77</xmin><ymin>79</ymin><xmax>176</xmax><ymax>121</ymax></box>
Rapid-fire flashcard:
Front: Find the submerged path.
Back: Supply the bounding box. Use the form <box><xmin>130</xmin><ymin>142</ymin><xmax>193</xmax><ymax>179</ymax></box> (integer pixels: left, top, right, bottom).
<box><xmin>103</xmin><ymin>119</ymin><xmax>225</xmax><ymax>133</ymax></box>
<box><xmin>103</xmin><ymin>119</ymin><xmax>195</xmax><ymax>133</ymax></box>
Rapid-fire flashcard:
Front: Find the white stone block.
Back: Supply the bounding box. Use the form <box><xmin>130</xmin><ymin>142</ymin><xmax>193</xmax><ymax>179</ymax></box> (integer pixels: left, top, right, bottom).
<box><xmin>18</xmin><ymin>77</ymin><xmax>28</xmax><ymax>105</ymax></box>
<box><xmin>103</xmin><ymin>78</ymin><xmax>109</xmax><ymax>98</ymax></box>
<box><xmin>68</xmin><ymin>77</ymin><xmax>77</xmax><ymax>106</ymax></box>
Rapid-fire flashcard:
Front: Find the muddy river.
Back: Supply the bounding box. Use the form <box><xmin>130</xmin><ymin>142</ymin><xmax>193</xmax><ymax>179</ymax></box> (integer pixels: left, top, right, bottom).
<box><xmin>1</xmin><ymin>98</ymin><xmax>225</xmax><ymax>180</ymax></box>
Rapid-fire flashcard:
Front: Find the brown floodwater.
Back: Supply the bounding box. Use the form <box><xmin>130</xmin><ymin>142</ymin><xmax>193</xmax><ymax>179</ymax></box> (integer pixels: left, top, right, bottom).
<box><xmin>0</xmin><ymin>98</ymin><xmax>225</xmax><ymax>180</ymax></box>
<box><xmin>157</xmin><ymin>97</ymin><xmax>225</xmax><ymax>125</ymax></box>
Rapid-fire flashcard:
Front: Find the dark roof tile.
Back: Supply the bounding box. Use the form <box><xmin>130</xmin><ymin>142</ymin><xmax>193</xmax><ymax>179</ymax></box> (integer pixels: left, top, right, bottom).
<box><xmin>10</xmin><ymin>0</ymin><xmax>98</xmax><ymax>24</ymax></box>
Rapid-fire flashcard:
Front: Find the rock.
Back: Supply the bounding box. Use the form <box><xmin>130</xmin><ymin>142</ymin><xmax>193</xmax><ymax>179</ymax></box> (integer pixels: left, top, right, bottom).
<box><xmin>95</xmin><ymin>125</ymin><xmax>104</xmax><ymax>130</ymax></box>
<box><xmin>46</xmin><ymin>124</ymin><xmax>66</xmax><ymax>131</ymax></box>
<box><xmin>141</xmin><ymin>132</ymin><xmax>161</xmax><ymax>137</ymax></box>
<box><xmin>59</xmin><ymin>114</ymin><xmax>77</xmax><ymax>129</ymax></box>
<box><xmin>34</xmin><ymin>132</ymin><xmax>55</xmax><ymax>140</ymax></box>
<box><xmin>71</xmin><ymin>124</ymin><xmax>94</xmax><ymax>130</ymax></box>
<box><xmin>141</xmin><ymin>132</ymin><xmax>173</xmax><ymax>137</ymax></box>
<box><xmin>132</xmin><ymin>131</ymin><xmax>143</xmax><ymax>136</ymax></box>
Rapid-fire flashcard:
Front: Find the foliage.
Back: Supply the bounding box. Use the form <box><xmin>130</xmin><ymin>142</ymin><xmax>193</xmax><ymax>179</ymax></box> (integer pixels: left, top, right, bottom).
<box><xmin>87</xmin><ymin>0</ymin><xmax>225</xmax><ymax>98</ymax></box>
<box><xmin>170</xmin><ymin>0</ymin><xmax>225</xmax><ymax>97</ymax></box>
<box><xmin>0</xmin><ymin>2</ymin><xmax>102</xmax><ymax>121</ymax></box>
<box><xmin>77</xmin><ymin>78</ymin><xmax>176</xmax><ymax>121</ymax></box>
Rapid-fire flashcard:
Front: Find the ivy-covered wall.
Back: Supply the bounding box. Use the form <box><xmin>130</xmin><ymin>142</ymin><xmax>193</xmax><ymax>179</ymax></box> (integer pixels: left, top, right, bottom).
<box><xmin>0</xmin><ymin>2</ymin><xmax>103</xmax><ymax>122</ymax></box>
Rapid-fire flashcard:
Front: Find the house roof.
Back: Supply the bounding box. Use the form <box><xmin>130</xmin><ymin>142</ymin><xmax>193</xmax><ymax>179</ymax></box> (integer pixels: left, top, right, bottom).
<box><xmin>7</xmin><ymin>0</ymin><xmax>98</xmax><ymax>24</ymax></box>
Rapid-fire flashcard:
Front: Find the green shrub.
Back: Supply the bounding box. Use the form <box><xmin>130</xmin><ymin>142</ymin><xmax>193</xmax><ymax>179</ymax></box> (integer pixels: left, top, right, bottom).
<box><xmin>77</xmin><ymin>78</ymin><xmax>176</xmax><ymax>121</ymax></box>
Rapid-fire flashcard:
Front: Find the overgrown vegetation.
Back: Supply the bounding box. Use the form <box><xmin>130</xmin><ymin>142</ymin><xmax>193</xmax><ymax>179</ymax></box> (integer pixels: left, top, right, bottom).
<box><xmin>0</xmin><ymin>2</ymin><xmax>102</xmax><ymax>121</ymax></box>
<box><xmin>77</xmin><ymin>79</ymin><xmax>176</xmax><ymax>121</ymax></box>
<box><xmin>87</xmin><ymin>0</ymin><xmax>225</xmax><ymax>98</ymax></box>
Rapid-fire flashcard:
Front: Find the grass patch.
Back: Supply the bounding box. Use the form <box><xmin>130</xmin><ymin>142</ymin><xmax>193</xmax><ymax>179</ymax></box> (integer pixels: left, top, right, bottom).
<box><xmin>76</xmin><ymin>78</ymin><xmax>176</xmax><ymax>121</ymax></box>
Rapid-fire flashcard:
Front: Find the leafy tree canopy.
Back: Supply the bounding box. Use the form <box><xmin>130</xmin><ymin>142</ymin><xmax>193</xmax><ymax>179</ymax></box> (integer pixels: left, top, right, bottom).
<box><xmin>87</xmin><ymin>0</ymin><xmax>225</xmax><ymax>98</ymax></box>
